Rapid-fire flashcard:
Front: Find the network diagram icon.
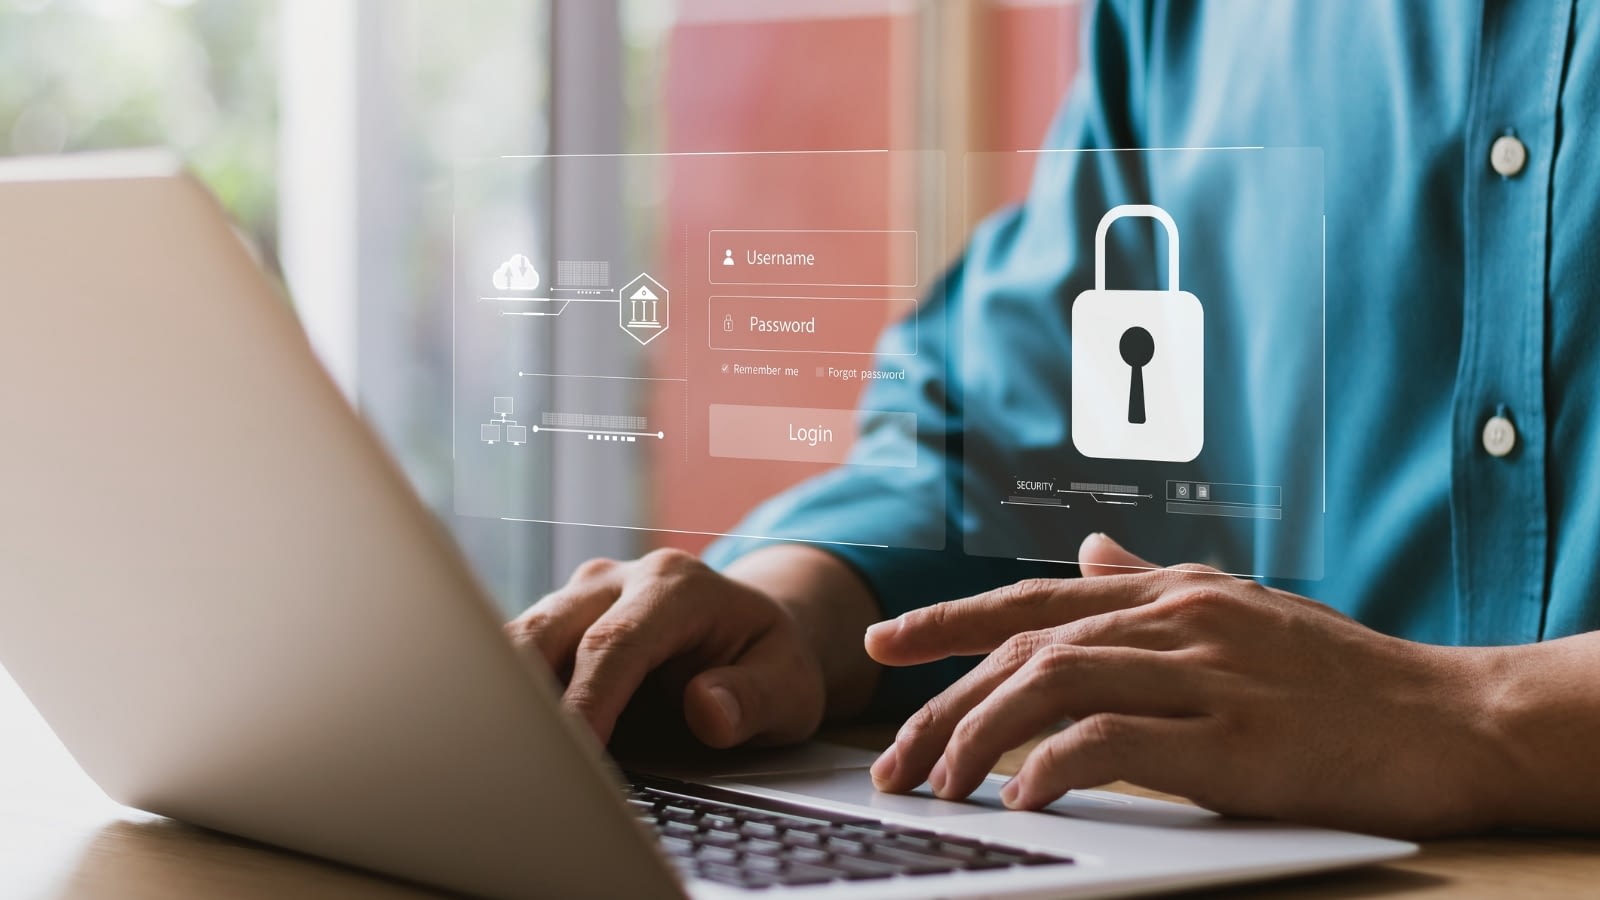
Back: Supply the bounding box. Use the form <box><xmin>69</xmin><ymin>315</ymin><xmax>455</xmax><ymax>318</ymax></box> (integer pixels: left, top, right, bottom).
<box><xmin>480</xmin><ymin>396</ymin><xmax>527</xmax><ymax>445</ymax></box>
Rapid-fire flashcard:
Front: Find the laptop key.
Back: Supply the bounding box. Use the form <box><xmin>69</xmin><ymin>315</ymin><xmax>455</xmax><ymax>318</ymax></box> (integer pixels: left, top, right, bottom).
<box><xmin>959</xmin><ymin>857</ymin><xmax>1014</xmax><ymax>871</ymax></box>
<box><xmin>866</xmin><ymin>845</ymin><xmax>962</xmax><ymax>874</ymax></box>
<box><xmin>835</xmin><ymin>824</ymin><xmax>888</xmax><ymax>843</ymax></box>
<box><xmin>823</xmin><ymin>835</ymin><xmax>871</xmax><ymax>856</ymax></box>
<box><xmin>886</xmin><ymin>833</ymin><xmax>943</xmax><ymax>852</ymax></box>
<box><xmin>827</xmin><ymin>855</ymin><xmax>904</xmax><ymax>880</ymax></box>
<box><xmin>699</xmin><ymin>829</ymin><xmax>740</xmax><ymax>847</ymax></box>
<box><xmin>780</xmin><ymin>829</ymin><xmax>824</xmax><ymax>847</ymax></box>
<box><xmin>787</xmin><ymin>846</ymin><xmax>833</xmax><ymax>866</ymax></box>
<box><xmin>662</xmin><ymin>819</ymin><xmax>700</xmax><ymax>838</ymax></box>
<box><xmin>741</xmin><ymin>837</ymin><xmax>786</xmax><ymax>857</ymax></box>
<box><xmin>738</xmin><ymin>821</ymin><xmax>781</xmax><ymax>840</ymax></box>
<box><xmin>698</xmin><ymin>862</ymin><xmax>766</xmax><ymax>888</ymax></box>
<box><xmin>658</xmin><ymin>835</ymin><xmax>695</xmax><ymax>857</ymax></box>
<box><xmin>742</xmin><ymin>854</ymin><xmax>785</xmax><ymax>874</ymax></box>
<box><xmin>696</xmin><ymin>845</ymin><xmax>740</xmax><ymax>865</ymax></box>
<box><xmin>771</xmin><ymin>862</ymin><xmax>839</xmax><ymax>886</ymax></box>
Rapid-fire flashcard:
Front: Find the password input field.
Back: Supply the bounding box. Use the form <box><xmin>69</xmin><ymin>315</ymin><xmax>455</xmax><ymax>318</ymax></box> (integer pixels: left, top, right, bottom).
<box><xmin>708</xmin><ymin>296</ymin><xmax>916</xmax><ymax>355</ymax></box>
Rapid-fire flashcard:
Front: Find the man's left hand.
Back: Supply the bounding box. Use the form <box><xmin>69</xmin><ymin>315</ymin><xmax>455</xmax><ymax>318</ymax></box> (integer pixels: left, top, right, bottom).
<box><xmin>863</xmin><ymin>534</ymin><xmax>1512</xmax><ymax>838</ymax></box>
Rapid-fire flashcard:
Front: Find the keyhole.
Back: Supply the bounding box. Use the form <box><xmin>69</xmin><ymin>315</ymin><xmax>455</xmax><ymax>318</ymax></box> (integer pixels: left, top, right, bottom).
<box><xmin>1119</xmin><ymin>326</ymin><xmax>1155</xmax><ymax>424</ymax></box>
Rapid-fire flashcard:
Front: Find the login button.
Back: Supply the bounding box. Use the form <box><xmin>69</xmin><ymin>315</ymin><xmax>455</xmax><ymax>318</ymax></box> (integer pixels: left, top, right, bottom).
<box><xmin>708</xmin><ymin>404</ymin><xmax>917</xmax><ymax>468</ymax></box>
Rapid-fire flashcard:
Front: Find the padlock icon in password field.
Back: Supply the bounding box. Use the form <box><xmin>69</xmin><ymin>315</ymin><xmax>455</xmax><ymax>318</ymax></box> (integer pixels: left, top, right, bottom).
<box><xmin>723</xmin><ymin>313</ymin><xmax>735</xmax><ymax>333</ymax></box>
<box><xmin>1071</xmin><ymin>204</ymin><xmax>1204</xmax><ymax>462</ymax></box>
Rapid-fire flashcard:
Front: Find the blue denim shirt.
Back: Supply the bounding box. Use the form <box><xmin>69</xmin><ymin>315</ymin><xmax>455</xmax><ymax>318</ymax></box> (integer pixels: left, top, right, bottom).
<box><xmin>707</xmin><ymin>0</ymin><xmax>1600</xmax><ymax>714</ymax></box>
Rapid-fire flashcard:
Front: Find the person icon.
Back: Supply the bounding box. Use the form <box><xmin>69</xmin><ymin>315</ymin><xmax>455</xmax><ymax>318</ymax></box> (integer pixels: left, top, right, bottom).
<box><xmin>723</xmin><ymin>249</ymin><xmax>735</xmax><ymax>267</ymax></box>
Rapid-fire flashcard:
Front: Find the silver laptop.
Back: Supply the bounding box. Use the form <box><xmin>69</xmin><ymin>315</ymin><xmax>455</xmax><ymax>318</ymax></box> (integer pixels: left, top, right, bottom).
<box><xmin>0</xmin><ymin>151</ymin><xmax>1414</xmax><ymax>899</ymax></box>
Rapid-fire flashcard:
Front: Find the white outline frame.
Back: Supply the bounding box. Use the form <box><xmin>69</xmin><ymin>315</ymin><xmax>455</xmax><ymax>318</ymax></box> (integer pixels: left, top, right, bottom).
<box><xmin>706</xmin><ymin>295</ymin><xmax>919</xmax><ymax>356</ymax></box>
<box><xmin>708</xmin><ymin>229</ymin><xmax>920</xmax><ymax>288</ymax></box>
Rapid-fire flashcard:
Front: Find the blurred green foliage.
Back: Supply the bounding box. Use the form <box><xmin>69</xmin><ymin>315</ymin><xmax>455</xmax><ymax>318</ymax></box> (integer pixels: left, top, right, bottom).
<box><xmin>0</xmin><ymin>0</ymin><xmax>278</xmax><ymax>267</ymax></box>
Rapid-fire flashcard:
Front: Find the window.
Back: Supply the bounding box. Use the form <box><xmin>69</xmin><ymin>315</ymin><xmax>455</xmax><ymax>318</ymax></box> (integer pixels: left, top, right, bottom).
<box><xmin>1</xmin><ymin>0</ymin><xmax>1083</xmax><ymax>614</ymax></box>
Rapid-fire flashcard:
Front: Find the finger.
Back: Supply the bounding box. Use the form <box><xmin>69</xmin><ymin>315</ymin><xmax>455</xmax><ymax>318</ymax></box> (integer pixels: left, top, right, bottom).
<box><xmin>563</xmin><ymin>588</ymin><xmax>705</xmax><ymax>745</ymax></box>
<box><xmin>1077</xmin><ymin>532</ymin><xmax>1159</xmax><ymax>577</ymax></box>
<box><xmin>1001</xmin><ymin>713</ymin><xmax>1215</xmax><ymax>810</ymax></box>
<box><xmin>871</xmin><ymin>630</ymin><xmax>1045</xmax><ymax>793</ymax></box>
<box><xmin>873</xmin><ymin>606</ymin><xmax>1186</xmax><ymax>794</ymax></box>
<box><xmin>935</xmin><ymin>646</ymin><xmax>1207</xmax><ymax>800</ymax></box>
<box><xmin>865</xmin><ymin>573</ymin><xmax>1170</xmax><ymax>666</ymax></box>
<box><xmin>504</xmin><ymin>581</ymin><xmax>620</xmax><ymax>679</ymax></box>
<box><xmin>683</xmin><ymin>628</ymin><xmax>823</xmax><ymax>749</ymax></box>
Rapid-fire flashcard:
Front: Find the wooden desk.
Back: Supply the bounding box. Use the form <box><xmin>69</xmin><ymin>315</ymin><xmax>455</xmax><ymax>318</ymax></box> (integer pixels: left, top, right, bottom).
<box><xmin>2</xmin><ymin>668</ymin><xmax>1593</xmax><ymax>899</ymax></box>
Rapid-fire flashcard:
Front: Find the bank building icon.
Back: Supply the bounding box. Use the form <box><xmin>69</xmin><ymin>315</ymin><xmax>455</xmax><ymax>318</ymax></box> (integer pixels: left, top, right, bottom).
<box><xmin>620</xmin><ymin>273</ymin><xmax>669</xmax><ymax>345</ymax></box>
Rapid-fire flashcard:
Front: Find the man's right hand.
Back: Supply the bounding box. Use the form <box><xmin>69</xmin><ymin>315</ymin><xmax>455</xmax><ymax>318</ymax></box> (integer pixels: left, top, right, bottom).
<box><xmin>504</xmin><ymin>548</ymin><xmax>840</xmax><ymax>749</ymax></box>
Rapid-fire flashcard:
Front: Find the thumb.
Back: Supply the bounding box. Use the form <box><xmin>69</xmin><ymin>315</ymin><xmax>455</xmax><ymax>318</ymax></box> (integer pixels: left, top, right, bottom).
<box><xmin>1078</xmin><ymin>532</ymin><xmax>1158</xmax><ymax>577</ymax></box>
<box><xmin>683</xmin><ymin>631</ymin><xmax>823</xmax><ymax>749</ymax></box>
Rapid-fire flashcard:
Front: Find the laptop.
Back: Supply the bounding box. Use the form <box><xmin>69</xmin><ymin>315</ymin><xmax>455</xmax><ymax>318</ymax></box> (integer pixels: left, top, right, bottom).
<box><xmin>0</xmin><ymin>151</ymin><xmax>1414</xmax><ymax>899</ymax></box>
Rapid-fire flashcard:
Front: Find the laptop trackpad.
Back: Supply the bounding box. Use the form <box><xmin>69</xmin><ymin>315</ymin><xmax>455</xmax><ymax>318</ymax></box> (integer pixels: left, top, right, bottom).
<box><xmin>720</xmin><ymin>767</ymin><xmax>1129</xmax><ymax>820</ymax></box>
<box><xmin>719</xmin><ymin>766</ymin><xmax>1218</xmax><ymax>828</ymax></box>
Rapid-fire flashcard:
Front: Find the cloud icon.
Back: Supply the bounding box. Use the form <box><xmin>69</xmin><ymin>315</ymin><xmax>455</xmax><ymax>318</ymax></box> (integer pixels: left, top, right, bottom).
<box><xmin>493</xmin><ymin>254</ymin><xmax>540</xmax><ymax>292</ymax></box>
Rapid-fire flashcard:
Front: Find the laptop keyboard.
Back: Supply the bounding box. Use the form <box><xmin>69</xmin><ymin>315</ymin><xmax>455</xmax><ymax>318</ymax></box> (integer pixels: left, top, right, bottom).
<box><xmin>626</xmin><ymin>773</ymin><xmax>1073</xmax><ymax>890</ymax></box>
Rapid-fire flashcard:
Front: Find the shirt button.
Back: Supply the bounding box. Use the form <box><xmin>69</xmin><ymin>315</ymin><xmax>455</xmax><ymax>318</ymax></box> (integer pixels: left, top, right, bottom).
<box><xmin>1482</xmin><ymin>414</ymin><xmax>1517</xmax><ymax>458</ymax></box>
<box><xmin>1490</xmin><ymin>135</ymin><xmax>1527</xmax><ymax>177</ymax></box>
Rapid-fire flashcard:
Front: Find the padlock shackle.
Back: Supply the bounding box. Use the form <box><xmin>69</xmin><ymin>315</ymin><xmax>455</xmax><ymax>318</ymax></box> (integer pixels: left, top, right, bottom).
<box><xmin>1094</xmin><ymin>204</ymin><xmax>1180</xmax><ymax>292</ymax></box>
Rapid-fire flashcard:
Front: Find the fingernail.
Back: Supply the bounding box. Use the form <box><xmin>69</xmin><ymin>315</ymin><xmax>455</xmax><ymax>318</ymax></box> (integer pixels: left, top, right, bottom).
<box><xmin>865</xmin><ymin>616</ymin><xmax>903</xmax><ymax>642</ymax></box>
<box><xmin>928</xmin><ymin>757</ymin><xmax>948</xmax><ymax>796</ymax></box>
<box><xmin>870</xmin><ymin>744</ymin><xmax>899</xmax><ymax>785</ymax></box>
<box><xmin>1000</xmin><ymin>778</ymin><xmax>1022</xmax><ymax>808</ymax></box>
<box><xmin>708</xmin><ymin>685</ymin><xmax>740</xmax><ymax>728</ymax></box>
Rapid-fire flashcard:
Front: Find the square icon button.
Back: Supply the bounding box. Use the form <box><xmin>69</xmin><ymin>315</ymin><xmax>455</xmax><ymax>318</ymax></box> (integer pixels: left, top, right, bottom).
<box><xmin>1196</xmin><ymin>483</ymin><xmax>1210</xmax><ymax>501</ymax></box>
<box><xmin>1175</xmin><ymin>482</ymin><xmax>1191</xmax><ymax>499</ymax></box>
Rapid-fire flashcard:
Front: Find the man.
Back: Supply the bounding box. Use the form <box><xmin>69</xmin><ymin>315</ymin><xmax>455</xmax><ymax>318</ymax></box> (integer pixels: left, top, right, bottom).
<box><xmin>507</xmin><ymin>0</ymin><xmax>1600</xmax><ymax>838</ymax></box>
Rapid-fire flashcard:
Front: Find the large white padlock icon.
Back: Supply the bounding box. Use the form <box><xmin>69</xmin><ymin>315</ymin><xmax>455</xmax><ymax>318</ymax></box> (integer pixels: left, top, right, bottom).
<box><xmin>1071</xmin><ymin>204</ymin><xmax>1204</xmax><ymax>462</ymax></box>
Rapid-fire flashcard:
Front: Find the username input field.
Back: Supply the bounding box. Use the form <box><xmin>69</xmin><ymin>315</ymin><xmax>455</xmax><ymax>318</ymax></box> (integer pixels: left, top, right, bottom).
<box><xmin>709</xmin><ymin>229</ymin><xmax>919</xmax><ymax>287</ymax></box>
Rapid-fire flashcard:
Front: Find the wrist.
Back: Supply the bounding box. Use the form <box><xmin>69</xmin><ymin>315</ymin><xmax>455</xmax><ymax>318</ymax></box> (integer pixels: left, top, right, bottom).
<box><xmin>1426</xmin><ymin>643</ymin><xmax>1524</xmax><ymax>831</ymax></box>
<box><xmin>723</xmin><ymin>545</ymin><xmax>882</xmax><ymax>719</ymax></box>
